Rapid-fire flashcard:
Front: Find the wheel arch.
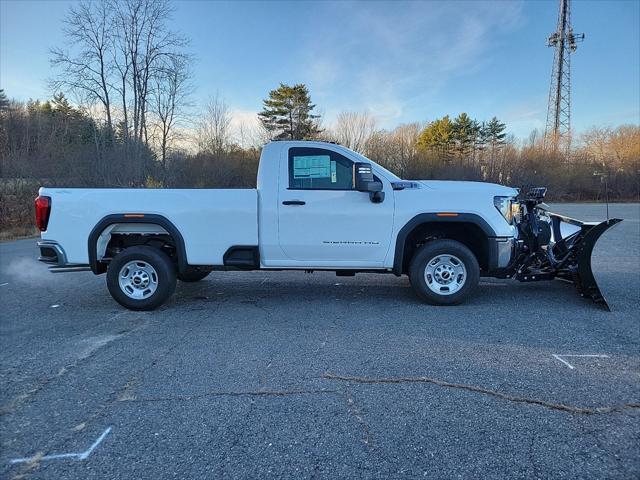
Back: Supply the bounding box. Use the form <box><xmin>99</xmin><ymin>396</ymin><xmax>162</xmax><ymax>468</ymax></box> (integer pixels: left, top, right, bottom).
<box><xmin>88</xmin><ymin>214</ymin><xmax>188</xmax><ymax>274</ymax></box>
<box><xmin>393</xmin><ymin>213</ymin><xmax>497</xmax><ymax>275</ymax></box>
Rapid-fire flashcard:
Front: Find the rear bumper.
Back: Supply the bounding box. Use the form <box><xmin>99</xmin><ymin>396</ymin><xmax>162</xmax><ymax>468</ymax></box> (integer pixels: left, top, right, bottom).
<box><xmin>38</xmin><ymin>241</ymin><xmax>67</xmax><ymax>265</ymax></box>
<box><xmin>37</xmin><ymin>241</ymin><xmax>91</xmax><ymax>272</ymax></box>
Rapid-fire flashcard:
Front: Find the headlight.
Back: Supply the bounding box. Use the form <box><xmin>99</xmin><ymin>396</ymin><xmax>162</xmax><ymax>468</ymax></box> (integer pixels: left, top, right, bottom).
<box><xmin>511</xmin><ymin>202</ymin><xmax>522</xmax><ymax>223</ymax></box>
<box><xmin>494</xmin><ymin>196</ymin><xmax>518</xmax><ymax>224</ymax></box>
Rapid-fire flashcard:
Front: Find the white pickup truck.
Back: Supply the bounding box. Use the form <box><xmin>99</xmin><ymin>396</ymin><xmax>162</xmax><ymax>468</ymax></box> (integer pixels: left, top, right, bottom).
<box><xmin>35</xmin><ymin>141</ymin><xmax>620</xmax><ymax>310</ymax></box>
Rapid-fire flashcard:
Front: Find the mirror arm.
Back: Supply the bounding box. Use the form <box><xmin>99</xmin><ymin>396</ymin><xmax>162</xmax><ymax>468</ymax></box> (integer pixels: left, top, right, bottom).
<box><xmin>369</xmin><ymin>191</ymin><xmax>385</xmax><ymax>203</ymax></box>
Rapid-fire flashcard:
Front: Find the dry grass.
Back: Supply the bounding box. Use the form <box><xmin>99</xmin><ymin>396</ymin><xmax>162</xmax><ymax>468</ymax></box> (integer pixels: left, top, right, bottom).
<box><xmin>1</xmin><ymin>179</ymin><xmax>39</xmax><ymax>241</ymax></box>
<box><xmin>0</xmin><ymin>226</ymin><xmax>38</xmax><ymax>242</ymax></box>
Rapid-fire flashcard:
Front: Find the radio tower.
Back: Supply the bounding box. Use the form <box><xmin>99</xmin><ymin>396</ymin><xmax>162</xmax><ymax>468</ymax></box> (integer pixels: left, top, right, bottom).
<box><xmin>544</xmin><ymin>0</ymin><xmax>584</xmax><ymax>158</ymax></box>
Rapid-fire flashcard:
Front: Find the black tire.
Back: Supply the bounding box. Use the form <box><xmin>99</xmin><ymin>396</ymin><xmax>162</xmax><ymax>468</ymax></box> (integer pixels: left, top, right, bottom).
<box><xmin>408</xmin><ymin>239</ymin><xmax>479</xmax><ymax>306</ymax></box>
<box><xmin>106</xmin><ymin>246</ymin><xmax>176</xmax><ymax>311</ymax></box>
<box><xmin>177</xmin><ymin>267</ymin><xmax>210</xmax><ymax>283</ymax></box>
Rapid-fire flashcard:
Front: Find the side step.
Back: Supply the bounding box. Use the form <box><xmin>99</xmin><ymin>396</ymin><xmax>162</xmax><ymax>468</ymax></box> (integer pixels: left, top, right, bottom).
<box><xmin>49</xmin><ymin>265</ymin><xmax>92</xmax><ymax>273</ymax></box>
<box><xmin>223</xmin><ymin>246</ymin><xmax>260</xmax><ymax>269</ymax></box>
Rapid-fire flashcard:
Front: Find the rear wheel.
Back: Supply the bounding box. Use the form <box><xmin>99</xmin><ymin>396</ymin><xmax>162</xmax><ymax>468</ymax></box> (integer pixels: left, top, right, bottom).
<box><xmin>107</xmin><ymin>246</ymin><xmax>176</xmax><ymax>310</ymax></box>
<box><xmin>177</xmin><ymin>267</ymin><xmax>211</xmax><ymax>283</ymax></box>
<box><xmin>409</xmin><ymin>239</ymin><xmax>479</xmax><ymax>305</ymax></box>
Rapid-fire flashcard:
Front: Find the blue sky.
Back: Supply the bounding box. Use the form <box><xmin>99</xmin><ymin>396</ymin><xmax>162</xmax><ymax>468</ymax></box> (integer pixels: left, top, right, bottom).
<box><xmin>1</xmin><ymin>0</ymin><xmax>638</xmax><ymax>139</ymax></box>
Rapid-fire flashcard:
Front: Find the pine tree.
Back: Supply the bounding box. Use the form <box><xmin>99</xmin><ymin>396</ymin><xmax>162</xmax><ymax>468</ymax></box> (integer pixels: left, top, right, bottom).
<box><xmin>485</xmin><ymin>117</ymin><xmax>507</xmax><ymax>180</ymax></box>
<box><xmin>258</xmin><ymin>83</ymin><xmax>321</xmax><ymax>140</ymax></box>
<box><xmin>0</xmin><ymin>89</ymin><xmax>9</xmax><ymax>111</ymax></box>
<box><xmin>486</xmin><ymin>117</ymin><xmax>507</xmax><ymax>148</ymax></box>
<box><xmin>475</xmin><ymin>120</ymin><xmax>488</xmax><ymax>148</ymax></box>
<box><xmin>416</xmin><ymin>116</ymin><xmax>455</xmax><ymax>160</ymax></box>
<box><xmin>51</xmin><ymin>92</ymin><xmax>74</xmax><ymax>116</ymax></box>
<box><xmin>470</xmin><ymin>119</ymin><xmax>483</xmax><ymax>161</ymax></box>
<box><xmin>452</xmin><ymin>113</ymin><xmax>475</xmax><ymax>157</ymax></box>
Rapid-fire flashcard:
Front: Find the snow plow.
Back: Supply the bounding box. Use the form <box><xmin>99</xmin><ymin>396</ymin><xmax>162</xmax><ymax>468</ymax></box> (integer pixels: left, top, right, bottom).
<box><xmin>512</xmin><ymin>187</ymin><xmax>622</xmax><ymax>310</ymax></box>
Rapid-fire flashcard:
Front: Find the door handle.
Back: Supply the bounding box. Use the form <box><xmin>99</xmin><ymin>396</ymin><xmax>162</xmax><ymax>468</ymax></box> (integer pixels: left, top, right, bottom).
<box><xmin>282</xmin><ymin>200</ymin><xmax>306</xmax><ymax>206</ymax></box>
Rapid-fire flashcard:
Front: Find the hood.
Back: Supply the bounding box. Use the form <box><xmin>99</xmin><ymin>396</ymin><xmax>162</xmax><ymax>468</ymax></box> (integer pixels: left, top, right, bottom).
<box><xmin>414</xmin><ymin>180</ymin><xmax>518</xmax><ymax>197</ymax></box>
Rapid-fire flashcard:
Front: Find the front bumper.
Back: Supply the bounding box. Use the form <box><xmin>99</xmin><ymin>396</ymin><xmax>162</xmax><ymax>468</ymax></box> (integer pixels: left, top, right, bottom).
<box><xmin>485</xmin><ymin>237</ymin><xmax>516</xmax><ymax>276</ymax></box>
<box><xmin>495</xmin><ymin>238</ymin><xmax>515</xmax><ymax>269</ymax></box>
<box><xmin>37</xmin><ymin>241</ymin><xmax>91</xmax><ymax>273</ymax></box>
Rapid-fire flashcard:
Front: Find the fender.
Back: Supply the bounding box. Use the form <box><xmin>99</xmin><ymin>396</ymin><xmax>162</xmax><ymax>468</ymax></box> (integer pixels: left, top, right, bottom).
<box><xmin>88</xmin><ymin>214</ymin><xmax>188</xmax><ymax>274</ymax></box>
<box><xmin>392</xmin><ymin>213</ymin><xmax>498</xmax><ymax>275</ymax></box>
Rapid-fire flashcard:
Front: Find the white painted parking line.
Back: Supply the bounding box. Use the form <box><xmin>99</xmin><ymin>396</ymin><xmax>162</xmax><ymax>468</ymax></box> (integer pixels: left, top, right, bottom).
<box><xmin>10</xmin><ymin>427</ymin><xmax>112</xmax><ymax>464</ymax></box>
<box><xmin>552</xmin><ymin>354</ymin><xmax>610</xmax><ymax>370</ymax></box>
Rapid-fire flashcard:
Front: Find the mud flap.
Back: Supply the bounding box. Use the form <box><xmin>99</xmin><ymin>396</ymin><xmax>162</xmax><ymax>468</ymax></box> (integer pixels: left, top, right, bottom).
<box><xmin>572</xmin><ymin>218</ymin><xmax>623</xmax><ymax>311</ymax></box>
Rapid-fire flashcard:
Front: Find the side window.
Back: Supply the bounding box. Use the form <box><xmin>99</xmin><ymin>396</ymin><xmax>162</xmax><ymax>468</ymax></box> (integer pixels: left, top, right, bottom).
<box><xmin>288</xmin><ymin>147</ymin><xmax>354</xmax><ymax>190</ymax></box>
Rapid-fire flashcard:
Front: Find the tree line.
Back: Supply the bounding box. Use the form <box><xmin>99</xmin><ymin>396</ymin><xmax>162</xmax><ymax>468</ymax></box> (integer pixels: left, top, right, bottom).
<box><xmin>1</xmin><ymin>83</ymin><xmax>637</xmax><ymax>239</ymax></box>
<box><xmin>0</xmin><ymin>0</ymin><xmax>638</xmax><ymax>237</ymax></box>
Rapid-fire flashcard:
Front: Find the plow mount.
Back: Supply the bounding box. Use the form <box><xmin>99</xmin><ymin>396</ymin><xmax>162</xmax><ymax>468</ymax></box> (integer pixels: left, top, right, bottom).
<box><xmin>512</xmin><ymin>188</ymin><xmax>622</xmax><ymax>310</ymax></box>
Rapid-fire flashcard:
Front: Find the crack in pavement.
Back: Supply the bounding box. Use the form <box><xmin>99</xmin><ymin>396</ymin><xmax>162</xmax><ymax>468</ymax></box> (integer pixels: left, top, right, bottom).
<box><xmin>3</xmin><ymin>311</ymin><xmax>203</xmax><ymax>479</ymax></box>
<box><xmin>0</xmin><ymin>313</ymin><xmax>146</xmax><ymax>416</ymax></box>
<box><xmin>339</xmin><ymin>390</ymin><xmax>373</xmax><ymax>447</ymax></box>
<box><xmin>9</xmin><ymin>452</ymin><xmax>43</xmax><ymax>480</ymax></box>
<box><xmin>323</xmin><ymin>373</ymin><xmax>640</xmax><ymax>415</ymax></box>
<box><xmin>119</xmin><ymin>388</ymin><xmax>339</xmax><ymax>402</ymax></box>
<box><xmin>120</xmin><ymin>387</ymin><xmax>375</xmax><ymax>449</ymax></box>
<box><xmin>48</xmin><ymin>295</ymin><xmax>234</xmax><ymax>435</ymax></box>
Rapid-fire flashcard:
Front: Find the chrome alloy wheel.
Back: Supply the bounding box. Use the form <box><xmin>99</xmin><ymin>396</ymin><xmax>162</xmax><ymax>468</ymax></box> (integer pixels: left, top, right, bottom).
<box><xmin>424</xmin><ymin>254</ymin><xmax>467</xmax><ymax>295</ymax></box>
<box><xmin>118</xmin><ymin>260</ymin><xmax>159</xmax><ymax>300</ymax></box>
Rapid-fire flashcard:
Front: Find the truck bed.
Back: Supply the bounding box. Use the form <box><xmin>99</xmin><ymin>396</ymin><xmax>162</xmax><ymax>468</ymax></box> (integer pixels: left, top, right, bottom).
<box><xmin>39</xmin><ymin>188</ymin><xmax>258</xmax><ymax>265</ymax></box>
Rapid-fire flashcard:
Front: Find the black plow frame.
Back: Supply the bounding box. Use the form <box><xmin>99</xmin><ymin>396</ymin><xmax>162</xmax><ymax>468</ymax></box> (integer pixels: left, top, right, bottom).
<box><xmin>513</xmin><ymin>201</ymin><xmax>623</xmax><ymax>311</ymax></box>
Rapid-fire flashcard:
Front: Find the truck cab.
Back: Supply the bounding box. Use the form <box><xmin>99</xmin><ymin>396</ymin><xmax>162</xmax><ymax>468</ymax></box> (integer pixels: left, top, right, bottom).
<box><xmin>258</xmin><ymin>141</ymin><xmax>397</xmax><ymax>268</ymax></box>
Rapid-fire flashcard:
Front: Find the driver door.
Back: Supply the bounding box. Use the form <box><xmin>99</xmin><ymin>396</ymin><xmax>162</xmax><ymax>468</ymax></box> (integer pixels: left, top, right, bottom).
<box><xmin>277</xmin><ymin>146</ymin><xmax>394</xmax><ymax>266</ymax></box>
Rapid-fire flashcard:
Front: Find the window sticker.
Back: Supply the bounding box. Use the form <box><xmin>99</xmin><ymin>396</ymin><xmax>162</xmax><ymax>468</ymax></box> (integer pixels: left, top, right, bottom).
<box><xmin>293</xmin><ymin>155</ymin><xmax>331</xmax><ymax>179</ymax></box>
<box><xmin>330</xmin><ymin>160</ymin><xmax>337</xmax><ymax>183</ymax></box>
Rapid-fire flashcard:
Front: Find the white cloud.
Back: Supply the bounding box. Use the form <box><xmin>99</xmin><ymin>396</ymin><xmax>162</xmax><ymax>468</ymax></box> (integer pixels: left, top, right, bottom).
<box><xmin>229</xmin><ymin>109</ymin><xmax>265</xmax><ymax>147</ymax></box>
<box><xmin>299</xmin><ymin>1</ymin><xmax>525</xmax><ymax>128</ymax></box>
<box><xmin>229</xmin><ymin>109</ymin><xmax>260</xmax><ymax>131</ymax></box>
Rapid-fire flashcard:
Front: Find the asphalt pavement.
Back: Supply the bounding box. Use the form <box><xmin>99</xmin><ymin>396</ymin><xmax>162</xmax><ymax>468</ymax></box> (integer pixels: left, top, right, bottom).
<box><xmin>1</xmin><ymin>203</ymin><xmax>639</xmax><ymax>479</ymax></box>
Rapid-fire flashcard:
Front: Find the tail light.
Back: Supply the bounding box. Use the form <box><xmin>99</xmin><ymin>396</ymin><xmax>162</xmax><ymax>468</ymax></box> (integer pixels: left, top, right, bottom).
<box><xmin>35</xmin><ymin>196</ymin><xmax>51</xmax><ymax>232</ymax></box>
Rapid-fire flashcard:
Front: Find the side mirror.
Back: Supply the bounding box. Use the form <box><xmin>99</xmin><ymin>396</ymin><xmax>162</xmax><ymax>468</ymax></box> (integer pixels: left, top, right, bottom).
<box><xmin>353</xmin><ymin>162</ymin><xmax>385</xmax><ymax>203</ymax></box>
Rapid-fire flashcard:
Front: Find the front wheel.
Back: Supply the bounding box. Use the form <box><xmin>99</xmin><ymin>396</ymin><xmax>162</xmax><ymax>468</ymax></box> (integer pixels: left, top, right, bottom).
<box><xmin>409</xmin><ymin>239</ymin><xmax>479</xmax><ymax>306</ymax></box>
<box><xmin>106</xmin><ymin>246</ymin><xmax>177</xmax><ymax>311</ymax></box>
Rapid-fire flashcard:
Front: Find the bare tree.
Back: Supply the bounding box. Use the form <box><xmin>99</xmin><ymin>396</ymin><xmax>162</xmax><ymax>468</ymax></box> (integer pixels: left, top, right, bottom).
<box><xmin>236</xmin><ymin>118</ymin><xmax>271</xmax><ymax>149</ymax></box>
<box><xmin>331</xmin><ymin>111</ymin><xmax>378</xmax><ymax>152</ymax></box>
<box><xmin>366</xmin><ymin>123</ymin><xmax>422</xmax><ymax>177</ymax></box>
<box><xmin>580</xmin><ymin>127</ymin><xmax>611</xmax><ymax>165</ymax></box>
<box><xmin>110</xmin><ymin>0</ymin><xmax>188</xmax><ymax>145</ymax></box>
<box><xmin>50</xmin><ymin>0</ymin><xmax>114</xmax><ymax>132</ymax></box>
<box><xmin>196</xmin><ymin>94</ymin><xmax>232</xmax><ymax>155</ymax></box>
<box><xmin>390</xmin><ymin>123</ymin><xmax>422</xmax><ymax>175</ymax></box>
<box><xmin>151</xmin><ymin>53</ymin><xmax>192</xmax><ymax>176</ymax></box>
<box><xmin>51</xmin><ymin>0</ymin><xmax>193</xmax><ymax>185</ymax></box>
